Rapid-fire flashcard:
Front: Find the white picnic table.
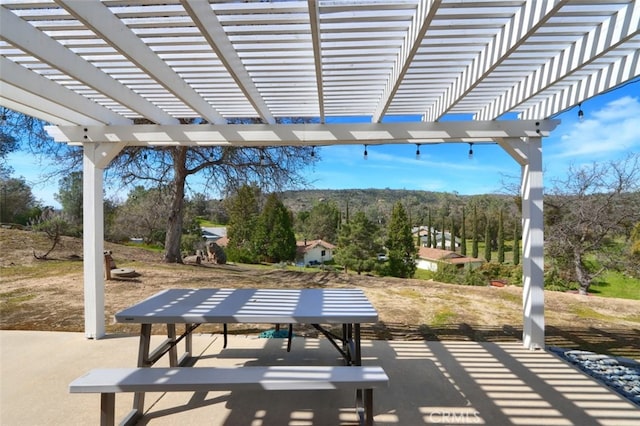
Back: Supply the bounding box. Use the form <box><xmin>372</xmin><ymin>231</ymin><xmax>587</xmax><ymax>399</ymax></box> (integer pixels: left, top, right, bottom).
<box><xmin>113</xmin><ymin>288</ymin><xmax>380</xmax><ymax>425</ymax></box>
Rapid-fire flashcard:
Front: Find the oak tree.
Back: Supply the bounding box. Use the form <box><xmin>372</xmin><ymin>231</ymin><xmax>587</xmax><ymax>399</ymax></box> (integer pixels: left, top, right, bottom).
<box><xmin>545</xmin><ymin>153</ymin><xmax>640</xmax><ymax>294</ymax></box>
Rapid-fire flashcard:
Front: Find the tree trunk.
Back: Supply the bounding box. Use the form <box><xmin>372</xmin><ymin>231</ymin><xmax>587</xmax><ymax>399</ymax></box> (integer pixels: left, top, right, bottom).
<box><xmin>163</xmin><ymin>147</ymin><xmax>188</xmax><ymax>263</ymax></box>
<box><xmin>573</xmin><ymin>249</ymin><xmax>590</xmax><ymax>295</ymax></box>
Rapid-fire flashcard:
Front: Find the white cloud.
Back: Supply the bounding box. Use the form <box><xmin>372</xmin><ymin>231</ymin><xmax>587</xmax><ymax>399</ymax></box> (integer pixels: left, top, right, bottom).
<box><xmin>550</xmin><ymin>96</ymin><xmax>640</xmax><ymax>159</ymax></box>
<box><xmin>592</xmin><ymin>95</ymin><xmax>640</xmax><ymax>121</ymax></box>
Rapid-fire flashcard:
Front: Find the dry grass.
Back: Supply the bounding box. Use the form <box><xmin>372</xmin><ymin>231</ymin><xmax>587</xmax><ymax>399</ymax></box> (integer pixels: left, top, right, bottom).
<box><xmin>1</xmin><ymin>228</ymin><xmax>639</xmax><ymax>359</ymax></box>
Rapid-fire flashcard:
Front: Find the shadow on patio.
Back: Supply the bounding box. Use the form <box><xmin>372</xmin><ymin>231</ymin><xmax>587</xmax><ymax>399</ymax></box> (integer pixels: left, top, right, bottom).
<box><xmin>364</xmin><ymin>322</ymin><xmax>640</xmax><ymax>360</ymax></box>
<box><xmin>2</xmin><ymin>331</ymin><xmax>639</xmax><ymax>425</ymax></box>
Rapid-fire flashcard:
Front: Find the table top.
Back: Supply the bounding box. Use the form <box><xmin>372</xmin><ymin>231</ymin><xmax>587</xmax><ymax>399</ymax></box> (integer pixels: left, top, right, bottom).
<box><xmin>115</xmin><ymin>288</ymin><xmax>378</xmax><ymax>324</ymax></box>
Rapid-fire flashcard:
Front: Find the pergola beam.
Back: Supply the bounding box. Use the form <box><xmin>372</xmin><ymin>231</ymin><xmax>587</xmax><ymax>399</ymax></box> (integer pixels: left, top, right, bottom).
<box><xmin>46</xmin><ymin>120</ymin><xmax>559</xmax><ymax>147</ymax></box>
<box><xmin>496</xmin><ymin>136</ymin><xmax>528</xmax><ymax>166</ymax></box>
<box><xmin>478</xmin><ymin>1</ymin><xmax>640</xmax><ymax>120</ymax></box>
<box><xmin>0</xmin><ymin>94</ymin><xmax>77</xmax><ymax>127</ymax></box>
<box><xmin>425</xmin><ymin>0</ymin><xmax>567</xmax><ymax>122</ymax></box>
<box><xmin>182</xmin><ymin>0</ymin><xmax>273</xmax><ymax>124</ymax></box>
<box><xmin>58</xmin><ymin>0</ymin><xmax>226</xmax><ymax>125</ymax></box>
<box><xmin>520</xmin><ymin>48</ymin><xmax>640</xmax><ymax>120</ymax></box>
<box><xmin>0</xmin><ymin>6</ymin><xmax>178</xmax><ymax>125</ymax></box>
<box><xmin>0</xmin><ymin>57</ymin><xmax>132</xmax><ymax>126</ymax></box>
<box><xmin>372</xmin><ymin>0</ymin><xmax>440</xmax><ymax>122</ymax></box>
<box><xmin>308</xmin><ymin>0</ymin><xmax>325</xmax><ymax>123</ymax></box>
<box><xmin>1</xmin><ymin>81</ymin><xmax>96</xmax><ymax>126</ymax></box>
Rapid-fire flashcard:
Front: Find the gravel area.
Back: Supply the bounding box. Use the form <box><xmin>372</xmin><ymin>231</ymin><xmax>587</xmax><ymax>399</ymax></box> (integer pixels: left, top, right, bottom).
<box><xmin>549</xmin><ymin>347</ymin><xmax>640</xmax><ymax>407</ymax></box>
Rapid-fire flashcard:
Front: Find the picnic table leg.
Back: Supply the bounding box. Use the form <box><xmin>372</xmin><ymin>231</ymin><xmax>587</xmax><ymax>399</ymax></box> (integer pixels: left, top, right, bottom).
<box><xmin>185</xmin><ymin>323</ymin><xmax>193</xmax><ymax>357</ymax></box>
<box><xmin>354</xmin><ymin>323</ymin><xmax>362</xmax><ymax>366</ymax></box>
<box><xmin>353</xmin><ymin>323</ymin><xmax>367</xmax><ymax>425</ymax></box>
<box><xmin>286</xmin><ymin>324</ymin><xmax>293</xmax><ymax>352</ymax></box>
<box><xmin>343</xmin><ymin>324</ymin><xmax>353</xmax><ymax>365</ymax></box>
<box><xmin>342</xmin><ymin>324</ymin><xmax>348</xmax><ymax>352</ymax></box>
<box><xmin>167</xmin><ymin>323</ymin><xmax>178</xmax><ymax>366</ymax></box>
<box><xmin>124</xmin><ymin>324</ymin><xmax>151</xmax><ymax>425</ymax></box>
<box><xmin>364</xmin><ymin>388</ymin><xmax>373</xmax><ymax>426</ymax></box>
<box><xmin>100</xmin><ymin>392</ymin><xmax>115</xmax><ymax>426</ymax></box>
<box><xmin>354</xmin><ymin>386</ymin><xmax>374</xmax><ymax>426</ymax></box>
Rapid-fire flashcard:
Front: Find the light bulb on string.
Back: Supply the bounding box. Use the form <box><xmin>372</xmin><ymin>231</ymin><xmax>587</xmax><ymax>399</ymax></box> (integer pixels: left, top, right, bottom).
<box><xmin>578</xmin><ymin>103</ymin><xmax>584</xmax><ymax>122</ymax></box>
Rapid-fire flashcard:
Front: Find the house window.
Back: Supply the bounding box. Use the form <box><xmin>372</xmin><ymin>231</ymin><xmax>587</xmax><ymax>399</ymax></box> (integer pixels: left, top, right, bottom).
<box><xmin>321</xmin><ymin>250</ymin><xmax>326</xmax><ymax>257</ymax></box>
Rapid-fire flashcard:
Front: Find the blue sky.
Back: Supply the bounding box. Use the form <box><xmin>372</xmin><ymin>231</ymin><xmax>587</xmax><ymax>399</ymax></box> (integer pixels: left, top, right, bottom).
<box><xmin>308</xmin><ymin>85</ymin><xmax>640</xmax><ymax>196</ymax></box>
<box><xmin>7</xmin><ymin>81</ymin><xmax>640</xmax><ymax>208</ymax></box>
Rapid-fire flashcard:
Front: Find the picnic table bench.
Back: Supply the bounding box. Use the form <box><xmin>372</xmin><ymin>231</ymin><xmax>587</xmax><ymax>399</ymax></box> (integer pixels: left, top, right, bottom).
<box><xmin>69</xmin><ymin>365</ymin><xmax>389</xmax><ymax>426</ymax></box>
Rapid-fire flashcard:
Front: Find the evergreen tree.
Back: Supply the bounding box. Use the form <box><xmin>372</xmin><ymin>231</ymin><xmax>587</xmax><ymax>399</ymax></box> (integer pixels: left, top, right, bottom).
<box><xmin>334</xmin><ymin>211</ymin><xmax>381</xmax><ymax>274</ymax></box>
<box><xmin>450</xmin><ymin>216</ymin><xmax>456</xmax><ymax>253</ymax></box>
<box><xmin>472</xmin><ymin>205</ymin><xmax>479</xmax><ymax>258</ymax></box>
<box><xmin>440</xmin><ymin>213</ymin><xmax>446</xmax><ymax>250</ymax></box>
<box><xmin>497</xmin><ymin>209</ymin><xmax>505</xmax><ymax>263</ymax></box>
<box><xmin>306</xmin><ymin>201</ymin><xmax>341</xmax><ymax>243</ymax></box>
<box><xmin>225</xmin><ymin>185</ymin><xmax>261</xmax><ymax>263</ymax></box>
<box><xmin>460</xmin><ymin>207</ymin><xmax>467</xmax><ymax>256</ymax></box>
<box><xmin>426</xmin><ymin>208</ymin><xmax>432</xmax><ymax>248</ymax></box>
<box><xmin>55</xmin><ymin>171</ymin><xmax>83</xmax><ymax>228</ymax></box>
<box><xmin>513</xmin><ymin>221</ymin><xmax>520</xmax><ymax>266</ymax></box>
<box><xmin>344</xmin><ymin>199</ymin><xmax>350</xmax><ymax>224</ymax></box>
<box><xmin>294</xmin><ymin>210</ymin><xmax>310</xmax><ymax>236</ymax></box>
<box><xmin>484</xmin><ymin>217</ymin><xmax>492</xmax><ymax>262</ymax></box>
<box><xmin>383</xmin><ymin>202</ymin><xmax>416</xmax><ymax>278</ymax></box>
<box><xmin>254</xmin><ymin>193</ymin><xmax>296</xmax><ymax>263</ymax></box>
<box><xmin>0</xmin><ymin>176</ymin><xmax>41</xmax><ymax>225</ymax></box>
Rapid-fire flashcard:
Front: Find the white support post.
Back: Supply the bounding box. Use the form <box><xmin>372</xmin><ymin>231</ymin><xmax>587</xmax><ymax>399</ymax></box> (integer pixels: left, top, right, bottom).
<box><xmin>82</xmin><ymin>144</ymin><xmax>105</xmax><ymax>339</ymax></box>
<box><xmin>520</xmin><ymin>137</ymin><xmax>544</xmax><ymax>350</ymax></box>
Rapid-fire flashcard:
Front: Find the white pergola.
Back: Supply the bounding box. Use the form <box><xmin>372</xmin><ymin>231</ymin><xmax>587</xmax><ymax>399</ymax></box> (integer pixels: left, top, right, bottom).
<box><xmin>1</xmin><ymin>1</ymin><xmax>638</xmax><ymax>349</ymax></box>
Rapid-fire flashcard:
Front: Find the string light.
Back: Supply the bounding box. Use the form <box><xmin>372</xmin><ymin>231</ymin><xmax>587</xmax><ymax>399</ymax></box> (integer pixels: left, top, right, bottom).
<box><xmin>415</xmin><ymin>144</ymin><xmax>421</xmax><ymax>160</ymax></box>
<box><xmin>468</xmin><ymin>143</ymin><xmax>474</xmax><ymax>160</ymax></box>
<box><xmin>363</xmin><ymin>145</ymin><xmax>368</xmax><ymax>160</ymax></box>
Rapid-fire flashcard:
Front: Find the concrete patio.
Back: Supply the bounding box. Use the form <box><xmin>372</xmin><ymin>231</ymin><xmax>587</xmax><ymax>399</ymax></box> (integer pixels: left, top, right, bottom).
<box><xmin>1</xmin><ymin>330</ymin><xmax>638</xmax><ymax>425</ymax></box>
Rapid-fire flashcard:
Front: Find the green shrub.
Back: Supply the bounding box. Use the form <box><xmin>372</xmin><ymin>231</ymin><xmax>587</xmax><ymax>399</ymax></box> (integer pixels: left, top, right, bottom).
<box><xmin>180</xmin><ymin>233</ymin><xmax>204</xmax><ymax>256</ymax></box>
<box><xmin>544</xmin><ymin>267</ymin><xmax>577</xmax><ymax>292</ymax></box>
<box><xmin>509</xmin><ymin>264</ymin><xmax>523</xmax><ymax>286</ymax></box>
<box><xmin>433</xmin><ymin>263</ymin><xmax>458</xmax><ymax>283</ymax></box>
<box><xmin>462</xmin><ymin>268</ymin><xmax>487</xmax><ymax>286</ymax></box>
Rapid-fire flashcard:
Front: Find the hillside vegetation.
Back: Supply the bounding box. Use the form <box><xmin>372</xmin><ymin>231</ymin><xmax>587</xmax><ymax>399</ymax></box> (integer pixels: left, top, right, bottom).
<box><xmin>1</xmin><ymin>228</ymin><xmax>639</xmax><ymax>360</ymax></box>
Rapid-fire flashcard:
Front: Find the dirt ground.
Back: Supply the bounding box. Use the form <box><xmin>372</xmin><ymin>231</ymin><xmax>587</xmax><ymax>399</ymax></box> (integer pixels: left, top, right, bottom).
<box><xmin>1</xmin><ymin>228</ymin><xmax>639</xmax><ymax>359</ymax></box>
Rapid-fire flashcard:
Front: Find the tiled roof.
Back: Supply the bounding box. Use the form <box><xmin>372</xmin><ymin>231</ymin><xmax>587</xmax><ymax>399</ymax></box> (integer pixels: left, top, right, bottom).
<box><xmin>297</xmin><ymin>239</ymin><xmax>336</xmax><ymax>253</ymax></box>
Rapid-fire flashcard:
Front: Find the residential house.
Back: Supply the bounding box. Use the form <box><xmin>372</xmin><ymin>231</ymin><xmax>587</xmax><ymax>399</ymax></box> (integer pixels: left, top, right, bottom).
<box><xmin>201</xmin><ymin>226</ymin><xmax>227</xmax><ymax>241</ymax></box>
<box><xmin>413</xmin><ymin>226</ymin><xmax>460</xmax><ymax>249</ymax></box>
<box><xmin>417</xmin><ymin>246</ymin><xmax>484</xmax><ymax>271</ymax></box>
<box><xmin>296</xmin><ymin>239</ymin><xmax>335</xmax><ymax>266</ymax></box>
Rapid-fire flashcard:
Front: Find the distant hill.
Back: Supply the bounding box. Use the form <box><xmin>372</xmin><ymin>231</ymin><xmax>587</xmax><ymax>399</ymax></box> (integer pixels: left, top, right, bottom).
<box><xmin>279</xmin><ymin>188</ymin><xmax>514</xmax><ymax>218</ymax></box>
